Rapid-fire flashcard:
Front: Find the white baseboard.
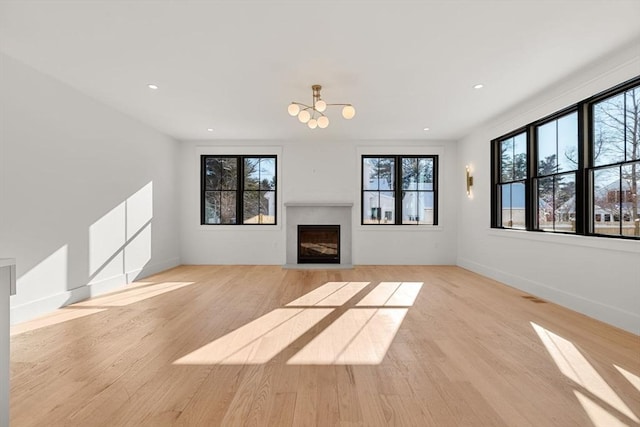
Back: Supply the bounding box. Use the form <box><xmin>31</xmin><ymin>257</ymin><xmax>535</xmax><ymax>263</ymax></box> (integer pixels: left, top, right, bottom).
<box><xmin>457</xmin><ymin>257</ymin><xmax>639</xmax><ymax>335</ymax></box>
<box><xmin>135</xmin><ymin>257</ymin><xmax>181</xmax><ymax>281</ymax></box>
<box><xmin>10</xmin><ymin>257</ymin><xmax>181</xmax><ymax>325</ymax></box>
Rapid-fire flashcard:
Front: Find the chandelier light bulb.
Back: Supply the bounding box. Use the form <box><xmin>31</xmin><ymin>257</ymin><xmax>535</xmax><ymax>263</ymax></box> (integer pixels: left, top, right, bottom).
<box><xmin>308</xmin><ymin>118</ymin><xmax>318</xmax><ymax>129</ymax></box>
<box><xmin>298</xmin><ymin>110</ymin><xmax>311</xmax><ymax>123</ymax></box>
<box><xmin>342</xmin><ymin>105</ymin><xmax>356</xmax><ymax>119</ymax></box>
<box><xmin>315</xmin><ymin>100</ymin><xmax>327</xmax><ymax>112</ymax></box>
<box><xmin>317</xmin><ymin>116</ymin><xmax>329</xmax><ymax>128</ymax></box>
<box><xmin>288</xmin><ymin>103</ymin><xmax>300</xmax><ymax>116</ymax></box>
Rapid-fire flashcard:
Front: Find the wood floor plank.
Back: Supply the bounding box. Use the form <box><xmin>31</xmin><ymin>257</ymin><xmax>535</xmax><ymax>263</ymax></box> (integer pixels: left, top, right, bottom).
<box><xmin>10</xmin><ymin>265</ymin><xmax>640</xmax><ymax>426</ymax></box>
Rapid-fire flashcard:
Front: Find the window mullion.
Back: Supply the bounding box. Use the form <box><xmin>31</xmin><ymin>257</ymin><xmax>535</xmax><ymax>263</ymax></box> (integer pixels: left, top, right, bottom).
<box><xmin>200</xmin><ymin>156</ymin><xmax>206</xmax><ymax>225</ymax></box>
<box><xmin>619</xmin><ymin>164</ymin><xmax>624</xmax><ymax>235</ymax></box>
<box><xmin>525</xmin><ymin>127</ymin><xmax>534</xmax><ymax>230</ymax></box>
<box><xmin>624</xmin><ymin>90</ymin><xmax>628</xmax><ymax>163</ymax></box>
<box><xmin>433</xmin><ymin>156</ymin><xmax>439</xmax><ymax>225</ymax></box>
<box><xmin>491</xmin><ymin>140</ymin><xmax>499</xmax><ymax>228</ymax></box>
<box><xmin>576</xmin><ymin>102</ymin><xmax>587</xmax><ymax>234</ymax></box>
<box><xmin>395</xmin><ymin>157</ymin><xmax>402</xmax><ymax>225</ymax></box>
<box><xmin>552</xmin><ymin>176</ymin><xmax>557</xmax><ymax>231</ymax></box>
<box><xmin>237</xmin><ymin>156</ymin><xmax>244</xmax><ymax>224</ymax></box>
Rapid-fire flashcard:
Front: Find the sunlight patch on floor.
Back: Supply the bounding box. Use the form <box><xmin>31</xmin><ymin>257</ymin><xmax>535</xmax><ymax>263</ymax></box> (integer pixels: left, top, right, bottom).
<box><xmin>574</xmin><ymin>391</ymin><xmax>628</xmax><ymax>427</ymax></box>
<box><xmin>11</xmin><ymin>281</ymin><xmax>195</xmax><ymax>335</ymax></box>
<box><xmin>531</xmin><ymin>322</ymin><xmax>639</xmax><ymax>424</ymax></box>
<box><xmin>356</xmin><ymin>281</ymin><xmax>422</xmax><ymax>306</ymax></box>
<box><xmin>73</xmin><ymin>281</ymin><xmax>195</xmax><ymax>307</ymax></box>
<box><xmin>174</xmin><ymin>308</ymin><xmax>334</xmax><ymax>365</ymax></box>
<box><xmin>11</xmin><ymin>308</ymin><xmax>106</xmax><ymax>336</ymax></box>
<box><xmin>286</xmin><ymin>308</ymin><xmax>408</xmax><ymax>365</ymax></box>
<box><xmin>286</xmin><ymin>281</ymin><xmax>370</xmax><ymax>306</ymax></box>
<box><xmin>174</xmin><ymin>281</ymin><xmax>423</xmax><ymax>366</ymax></box>
<box><xmin>615</xmin><ymin>364</ymin><xmax>640</xmax><ymax>393</ymax></box>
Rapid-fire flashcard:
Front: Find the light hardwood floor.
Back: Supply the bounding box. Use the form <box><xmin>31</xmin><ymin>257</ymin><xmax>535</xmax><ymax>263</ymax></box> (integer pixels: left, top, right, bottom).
<box><xmin>10</xmin><ymin>265</ymin><xmax>640</xmax><ymax>426</ymax></box>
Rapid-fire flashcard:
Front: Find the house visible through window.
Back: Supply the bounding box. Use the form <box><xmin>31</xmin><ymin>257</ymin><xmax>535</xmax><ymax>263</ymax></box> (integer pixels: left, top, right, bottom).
<box><xmin>534</xmin><ymin>111</ymin><xmax>579</xmax><ymax>233</ymax></box>
<box><xmin>490</xmin><ymin>76</ymin><xmax>639</xmax><ymax>240</ymax></box>
<box><xmin>361</xmin><ymin>155</ymin><xmax>438</xmax><ymax>225</ymax></box>
<box><xmin>201</xmin><ymin>155</ymin><xmax>277</xmax><ymax>225</ymax></box>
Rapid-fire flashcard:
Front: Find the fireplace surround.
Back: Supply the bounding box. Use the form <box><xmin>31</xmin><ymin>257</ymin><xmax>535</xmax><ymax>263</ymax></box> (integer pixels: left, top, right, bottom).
<box><xmin>284</xmin><ymin>202</ymin><xmax>352</xmax><ymax>268</ymax></box>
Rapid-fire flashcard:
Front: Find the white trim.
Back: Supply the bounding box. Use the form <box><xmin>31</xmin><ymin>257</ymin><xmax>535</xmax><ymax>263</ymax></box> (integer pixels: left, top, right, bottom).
<box><xmin>355</xmin><ymin>144</ymin><xmax>446</xmax><ymax>156</ymax></box>
<box><xmin>457</xmin><ymin>257</ymin><xmax>640</xmax><ymax>334</ymax></box>
<box><xmin>195</xmin><ymin>145</ymin><xmax>283</xmax><ymax>156</ymax></box>
<box><xmin>198</xmin><ymin>224</ymin><xmax>282</xmax><ymax>231</ymax></box>
<box><xmin>355</xmin><ymin>145</ymin><xmax>444</xmax><ymax>229</ymax></box>
<box><xmin>10</xmin><ymin>257</ymin><xmax>180</xmax><ymax>325</ymax></box>
<box><xmin>488</xmin><ymin>228</ymin><xmax>640</xmax><ymax>254</ymax></box>
<box><xmin>0</xmin><ymin>259</ymin><xmax>15</xmax><ymax>268</ymax></box>
<box><xmin>194</xmin><ymin>146</ymin><xmax>283</xmax><ymax>230</ymax></box>
<box><xmin>285</xmin><ymin>202</ymin><xmax>353</xmax><ymax>207</ymax></box>
<box><xmin>358</xmin><ymin>225</ymin><xmax>444</xmax><ymax>232</ymax></box>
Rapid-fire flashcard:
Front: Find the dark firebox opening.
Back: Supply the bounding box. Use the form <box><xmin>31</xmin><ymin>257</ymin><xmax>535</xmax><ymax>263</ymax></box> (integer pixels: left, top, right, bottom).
<box><xmin>297</xmin><ymin>225</ymin><xmax>340</xmax><ymax>264</ymax></box>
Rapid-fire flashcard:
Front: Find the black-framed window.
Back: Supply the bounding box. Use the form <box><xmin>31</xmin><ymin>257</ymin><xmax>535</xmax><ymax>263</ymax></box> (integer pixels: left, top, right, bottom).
<box><xmin>361</xmin><ymin>155</ymin><xmax>438</xmax><ymax>225</ymax></box>
<box><xmin>534</xmin><ymin>111</ymin><xmax>579</xmax><ymax>233</ymax></box>
<box><xmin>201</xmin><ymin>155</ymin><xmax>277</xmax><ymax>225</ymax></box>
<box><xmin>496</xmin><ymin>131</ymin><xmax>527</xmax><ymax>229</ymax></box>
<box><xmin>491</xmin><ymin>76</ymin><xmax>639</xmax><ymax>240</ymax></box>
<box><xmin>591</xmin><ymin>84</ymin><xmax>640</xmax><ymax>237</ymax></box>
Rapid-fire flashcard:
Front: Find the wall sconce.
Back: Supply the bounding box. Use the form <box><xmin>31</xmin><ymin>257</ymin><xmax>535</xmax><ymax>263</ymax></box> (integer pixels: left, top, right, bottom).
<box><xmin>466</xmin><ymin>165</ymin><xmax>474</xmax><ymax>196</ymax></box>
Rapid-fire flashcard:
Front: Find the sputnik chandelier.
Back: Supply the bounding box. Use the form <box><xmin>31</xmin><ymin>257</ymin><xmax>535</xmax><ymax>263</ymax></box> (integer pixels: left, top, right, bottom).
<box><xmin>287</xmin><ymin>84</ymin><xmax>356</xmax><ymax>129</ymax></box>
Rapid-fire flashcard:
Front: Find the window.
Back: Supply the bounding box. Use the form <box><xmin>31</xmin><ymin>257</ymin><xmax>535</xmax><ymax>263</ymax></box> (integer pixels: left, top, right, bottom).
<box><xmin>497</xmin><ymin>132</ymin><xmax>527</xmax><ymax>229</ymax></box>
<box><xmin>491</xmin><ymin>76</ymin><xmax>639</xmax><ymax>239</ymax></box>
<box><xmin>591</xmin><ymin>85</ymin><xmax>640</xmax><ymax>238</ymax></box>
<box><xmin>201</xmin><ymin>155</ymin><xmax>277</xmax><ymax>225</ymax></box>
<box><xmin>534</xmin><ymin>112</ymin><xmax>579</xmax><ymax>232</ymax></box>
<box><xmin>362</xmin><ymin>155</ymin><xmax>438</xmax><ymax>225</ymax></box>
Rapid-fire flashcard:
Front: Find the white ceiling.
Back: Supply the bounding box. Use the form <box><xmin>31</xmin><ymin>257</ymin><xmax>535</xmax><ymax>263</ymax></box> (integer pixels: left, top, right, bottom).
<box><xmin>1</xmin><ymin>0</ymin><xmax>639</xmax><ymax>142</ymax></box>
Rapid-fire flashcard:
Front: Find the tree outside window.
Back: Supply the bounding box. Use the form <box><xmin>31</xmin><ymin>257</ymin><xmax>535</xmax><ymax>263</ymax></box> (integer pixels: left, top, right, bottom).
<box><xmin>202</xmin><ymin>155</ymin><xmax>277</xmax><ymax>225</ymax></box>
<box><xmin>362</xmin><ymin>156</ymin><xmax>437</xmax><ymax>225</ymax></box>
<box><xmin>592</xmin><ymin>86</ymin><xmax>639</xmax><ymax>237</ymax></box>
<box><xmin>535</xmin><ymin>112</ymin><xmax>578</xmax><ymax>233</ymax></box>
<box><xmin>498</xmin><ymin>132</ymin><xmax>527</xmax><ymax>229</ymax></box>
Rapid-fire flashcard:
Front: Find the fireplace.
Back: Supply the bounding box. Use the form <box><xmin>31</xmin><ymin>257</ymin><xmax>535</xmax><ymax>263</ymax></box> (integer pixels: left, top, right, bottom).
<box><xmin>297</xmin><ymin>225</ymin><xmax>340</xmax><ymax>264</ymax></box>
<box><xmin>284</xmin><ymin>202</ymin><xmax>352</xmax><ymax>268</ymax></box>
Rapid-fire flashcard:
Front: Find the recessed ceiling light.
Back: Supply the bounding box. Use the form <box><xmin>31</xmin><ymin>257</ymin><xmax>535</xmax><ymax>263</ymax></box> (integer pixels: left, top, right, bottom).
<box><xmin>473</xmin><ymin>84</ymin><xmax>484</xmax><ymax>89</ymax></box>
<box><xmin>147</xmin><ymin>84</ymin><xmax>159</xmax><ymax>90</ymax></box>
<box><xmin>423</xmin><ymin>127</ymin><xmax>430</xmax><ymax>131</ymax></box>
<box><xmin>207</xmin><ymin>128</ymin><xmax>214</xmax><ymax>132</ymax></box>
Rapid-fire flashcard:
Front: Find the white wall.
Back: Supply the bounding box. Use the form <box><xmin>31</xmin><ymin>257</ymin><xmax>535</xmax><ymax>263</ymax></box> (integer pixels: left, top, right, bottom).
<box><xmin>0</xmin><ymin>54</ymin><xmax>181</xmax><ymax>323</ymax></box>
<box><xmin>456</xmin><ymin>43</ymin><xmax>640</xmax><ymax>334</ymax></box>
<box><xmin>179</xmin><ymin>139</ymin><xmax>457</xmax><ymax>265</ymax></box>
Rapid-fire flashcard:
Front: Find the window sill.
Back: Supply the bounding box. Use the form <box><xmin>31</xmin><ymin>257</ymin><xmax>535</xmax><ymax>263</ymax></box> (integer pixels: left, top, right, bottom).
<box><xmin>488</xmin><ymin>228</ymin><xmax>640</xmax><ymax>253</ymax></box>
<box><xmin>358</xmin><ymin>225</ymin><xmax>444</xmax><ymax>232</ymax></box>
<box><xmin>198</xmin><ymin>224</ymin><xmax>282</xmax><ymax>231</ymax></box>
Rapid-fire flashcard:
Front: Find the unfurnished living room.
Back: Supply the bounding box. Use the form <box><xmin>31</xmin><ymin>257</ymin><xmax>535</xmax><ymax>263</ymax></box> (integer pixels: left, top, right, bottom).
<box><xmin>0</xmin><ymin>1</ymin><xmax>639</xmax><ymax>426</ymax></box>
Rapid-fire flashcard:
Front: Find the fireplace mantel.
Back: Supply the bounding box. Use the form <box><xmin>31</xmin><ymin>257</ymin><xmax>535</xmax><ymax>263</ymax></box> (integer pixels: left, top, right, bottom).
<box><xmin>284</xmin><ymin>203</ymin><xmax>353</xmax><ymax>269</ymax></box>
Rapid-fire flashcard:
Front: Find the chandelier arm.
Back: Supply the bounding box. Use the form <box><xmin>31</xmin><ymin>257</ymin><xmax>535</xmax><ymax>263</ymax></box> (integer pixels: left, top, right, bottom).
<box><xmin>324</xmin><ymin>103</ymin><xmax>353</xmax><ymax>107</ymax></box>
<box><xmin>292</xmin><ymin>102</ymin><xmax>313</xmax><ymax>109</ymax></box>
